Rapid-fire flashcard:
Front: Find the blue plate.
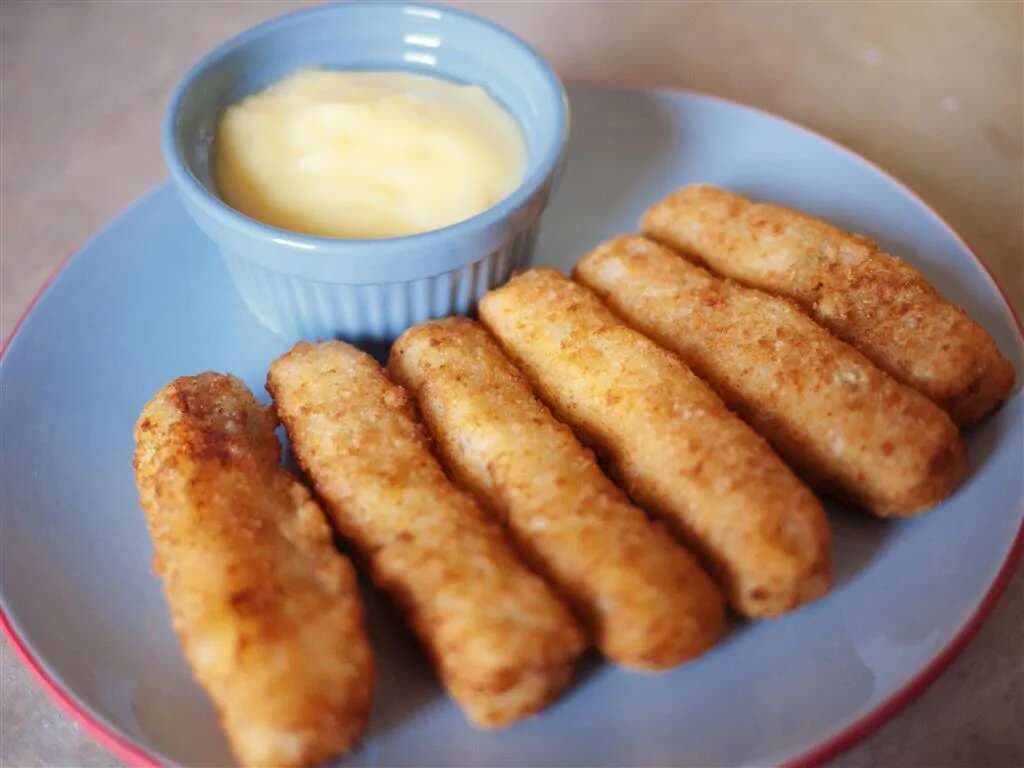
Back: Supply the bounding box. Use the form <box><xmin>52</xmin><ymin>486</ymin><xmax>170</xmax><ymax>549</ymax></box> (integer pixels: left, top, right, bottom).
<box><xmin>2</xmin><ymin>83</ymin><xmax>1021</xmax><ymax>767</ymax></box>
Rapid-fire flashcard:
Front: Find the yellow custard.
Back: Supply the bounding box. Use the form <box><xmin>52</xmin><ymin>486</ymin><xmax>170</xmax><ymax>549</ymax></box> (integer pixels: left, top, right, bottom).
<box><xmin>215</xmin><ymin>69</ymin><xmax>527</xmax><ymax>239</ymax></box>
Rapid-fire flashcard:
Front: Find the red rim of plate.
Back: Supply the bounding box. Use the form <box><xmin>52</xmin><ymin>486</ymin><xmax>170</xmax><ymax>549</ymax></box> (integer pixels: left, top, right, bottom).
<box><xmin>1</xmin><ymin>86</ymin><xmax>1021</xmax><ymax>768</ymax></box>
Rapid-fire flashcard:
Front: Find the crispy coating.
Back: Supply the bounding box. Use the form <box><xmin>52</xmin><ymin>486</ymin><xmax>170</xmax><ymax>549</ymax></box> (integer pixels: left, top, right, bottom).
<box><xmin>267</xmin><ymin>341</ymin><xmax>585</xmax><ymax>729</ymax></box>
<box><xmin>641</xmin><ymin>184</ymin><xmax>1016</xmax><ymax>427</ymax></box>
<box><xmin>479</xmin><ymin>270</ymin><xmax>831</xmax><ymax>618</ymax></box>
<box><xmin>132</xmin><ymin>373</ymin><xmax>374</xmax><ymax>768</ymax></box>
<box><xmin>389</xmin><ymin>318</ymin><xmax>725</xmax><ymax>669</ymax></box>
<box><xmin>576</xmin><ymin>236</ymin><xmax>969</xmax><ymax>516</ymax></box>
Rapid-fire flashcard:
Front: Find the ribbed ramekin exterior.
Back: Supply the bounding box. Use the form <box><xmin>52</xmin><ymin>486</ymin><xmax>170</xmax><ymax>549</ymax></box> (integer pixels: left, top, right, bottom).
<box><xmin>222</xmin><ymin>224</ymin><xmax>539</xmax><ymax>341</ymax></box>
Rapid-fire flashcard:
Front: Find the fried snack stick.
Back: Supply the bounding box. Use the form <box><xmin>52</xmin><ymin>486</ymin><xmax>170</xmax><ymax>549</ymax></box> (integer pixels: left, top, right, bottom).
<box><xmin>267</xmin><ymin>341</ymin><xmax>585</xmax><ymax>729</ymax></box>
<box><xmin>576</xmin><ymin>236</ymin><xmax>969</xmax><ymax>516</ymax></box>
<box><xmin>132</xmin><ymin>373</ymin><xmax>373</xmax><ymax>768</ymax></box>
<box><xmin>641</xmin><ymin>184</ymin><xmax>1015</xmax><ymax>427</ymax></box>
<box><xmin>479</xmin><ymin>270</ymin><xmax>831</xmax><ymax>619</ymax></box>
<box><xmin>389</xmin><ymin>318</ymin><xmax>725</xmax><ymax>669</ymax></box>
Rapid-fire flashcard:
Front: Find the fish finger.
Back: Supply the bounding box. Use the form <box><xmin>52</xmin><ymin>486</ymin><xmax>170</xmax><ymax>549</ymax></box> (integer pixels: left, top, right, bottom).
<box><xmin>267</xmin><ymin>341</ymin><xmax>585</xmax><ymax>729</ymax></box>
<box><xmin>132</xmin><ymin>373</ymin><xmax>374</xmax><ymax>768</ymax></box>
<box><xmin>479</xmin><ymin>270</ymin><xmax>831</xmax><ymax>619</ymax></box>
<box><xmin>575</xmin><ymin>235</ymin><xmax>968</xmax><ymax>516</ymax></box>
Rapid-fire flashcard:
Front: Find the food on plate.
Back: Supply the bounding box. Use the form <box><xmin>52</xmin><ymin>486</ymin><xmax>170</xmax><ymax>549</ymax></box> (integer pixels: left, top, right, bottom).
<box><xmin>640</xmin><ymin>184</ymin><xmax>1015</xmax><ymax>428</ymax></box>
<box><xmin>575</xmin><ymin>235</ymin><xmax>969</xmax><ymax>516</ymax></box>
<box><xmin>267</xmin><ymin>341</ymin><xmax>585</xmax><ymax>728</ymax></box>
<box><xmin>479</xmin><ymin>269</ymin><xmax>832</xmax><ymax>619</ymax></box>
<box><xmin>132</xmin><ymin>373</ymin><xmax>374</xmax><ymax>768</ymax></box>
<box><xmin>216</xmin><ymin>69</ymin><xmax>527</xmax><ymax>239</ymax></box>
<box><xmin>389</xmin><ymin>317</ymin><xmax>726</xmax><ymax>669</ymax></box>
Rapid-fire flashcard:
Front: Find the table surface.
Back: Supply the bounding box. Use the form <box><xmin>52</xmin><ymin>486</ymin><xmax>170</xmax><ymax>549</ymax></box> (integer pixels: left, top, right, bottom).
<box><xmin>1</xmin><ymin>1</ymin><xmax>1021</xmax><ymax>766</ymax></box>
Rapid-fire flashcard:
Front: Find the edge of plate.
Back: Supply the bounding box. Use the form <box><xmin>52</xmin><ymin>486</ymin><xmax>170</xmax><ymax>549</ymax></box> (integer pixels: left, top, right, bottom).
<box><xmin>0</xmin><ymin>609</ymin><xmax>163</xmax><ymax>768</ymax></box>
<box><xmin>1</xmin><ymin>187</ymin><xmax>169</xmax><ymax>768</ymax></box>
<box><xmin>786</xmin><ymin>520</ymin><xmax>1024</xmax><ymax>767</ymax></box>
<box><xmin>1</xmin><ymin>87</ymin><xmax>1022</xmax><ymax>768</ymax></box>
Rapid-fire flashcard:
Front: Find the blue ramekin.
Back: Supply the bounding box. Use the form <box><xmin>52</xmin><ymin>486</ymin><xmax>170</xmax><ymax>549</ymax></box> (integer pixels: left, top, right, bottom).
<box><xmin>163</xmin><ymin>1</ymin><xmax>568</xmax><ymax>341</ymax></box>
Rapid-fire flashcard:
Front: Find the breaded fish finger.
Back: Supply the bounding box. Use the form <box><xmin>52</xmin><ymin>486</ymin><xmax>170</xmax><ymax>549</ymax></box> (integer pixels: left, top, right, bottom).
<box><xmin>479</xmin><ymin>270</ymin><xmax>831</xmax><ymax>619</ymax></box>
<box><xmin>576</xmin><ymin>235</ymin><xmax>968</xmax><ymax>516</ymax></box>
<box><xmin>641</xmin><ymin>184</ymin><xmax>1015</xmax><ymax>427</ymax></box>
<box><xmin>132</xmin><ymin>373</ymin><xmax>373</xmax><ymax>768</ymax></box>
<box><xmin>267</xmin><ymin>341</ymin><xmax>585</xmax><ymax>729</ymax></box>
<box><xmin>389</xmin><ymin>318</ymin><xmax>725</xmax><ymax>669</ymax></box>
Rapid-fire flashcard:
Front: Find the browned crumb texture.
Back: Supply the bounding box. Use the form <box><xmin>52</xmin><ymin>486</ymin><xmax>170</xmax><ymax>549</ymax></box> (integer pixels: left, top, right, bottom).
<box><xmin>575</xmin><ymin>235</ymin><xmax>969</xmax><ymax>516</ymax></box>
<box><xmin>389</xmin><ymin>317</ymin><xmax>725</xmax><ymax>669</ymax></box>
<box><xmin>132</xmin><ymin>373</ymin><xmax>374</xmax><ymax>768</ymax></box>
<box><xmin>267</xmin><ymin>341</ymin><xmax>585</xmax><ymax>729</ymax></box>
<box><xmin>479</xmin><ymin>269</ymin><xmax>832</xmax><ymax>619</ymax></box>
<box><xmin>640</xmin><ymin>184</ymin><xmax>1016</xmax><ymax>428</ymax></box>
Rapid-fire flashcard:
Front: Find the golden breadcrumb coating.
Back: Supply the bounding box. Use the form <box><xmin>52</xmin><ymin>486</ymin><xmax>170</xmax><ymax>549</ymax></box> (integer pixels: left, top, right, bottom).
<box><xmin>267</xmin><ymin>341</ymin><xmax>585</xmax><ymax>729</ymax></box>
<box><xmin>479</xmin><ymin>270</ymin><xmax>831</xmax><ymax>619</ymax></box>
<box><xmin>132</xmin><ymin>373</ymin><xmax>374</xmax><ymax>768</ymax></box>
<box><xmin>575</xmin><ymin>235</ymin><xmax>969</xmax><ymax>516</ymax></box>
<box><xmin>641</xmin><ymin>184</ymin><xmax>1015</xmax><ymax>427</ymax></box>
<box><xmin>389</xmin><ymin>318</ymin><xmax>725</xmax><ymax>669</ymax></box>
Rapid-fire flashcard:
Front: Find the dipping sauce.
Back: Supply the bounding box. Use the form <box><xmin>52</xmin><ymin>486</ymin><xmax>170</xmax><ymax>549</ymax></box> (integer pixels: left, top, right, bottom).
<box><xmin>215</xmin><ymin>69</ymin><xmax>527</xmax><ymax>239</ymax></box>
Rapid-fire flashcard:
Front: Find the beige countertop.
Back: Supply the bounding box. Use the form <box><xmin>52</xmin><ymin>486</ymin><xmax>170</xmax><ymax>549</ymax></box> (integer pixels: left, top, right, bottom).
<box><xmin>1</xmin><ymin>1</ymin><xmax>1021</xmax><ymax>766</ymax></box>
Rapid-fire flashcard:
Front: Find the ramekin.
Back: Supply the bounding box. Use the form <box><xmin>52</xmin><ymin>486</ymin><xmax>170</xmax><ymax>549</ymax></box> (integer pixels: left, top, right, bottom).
<box><xmin>163</xmin><ymin>1</ymin><xmax>568</xmax><ymax>341</ymax></box>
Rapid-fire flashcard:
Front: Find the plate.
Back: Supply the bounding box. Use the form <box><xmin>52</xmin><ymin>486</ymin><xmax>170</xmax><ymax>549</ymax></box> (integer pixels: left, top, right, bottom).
<box><xmin>2</xmin><ymin>83</ymin><xmax>1021</xmax><ymax>768</ymax></box>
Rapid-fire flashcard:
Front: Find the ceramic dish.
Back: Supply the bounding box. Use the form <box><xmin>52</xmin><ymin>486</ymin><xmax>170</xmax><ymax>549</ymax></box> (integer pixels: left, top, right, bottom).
<box><xmin>1</xmin><ymin>82</ymin><xmax>1021</xmax><ymax>768</ymax></box>
<box><xmin>165</xmin><ymin>2</ymin><xmax>568</xmax><ymax>341</ymax></box>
